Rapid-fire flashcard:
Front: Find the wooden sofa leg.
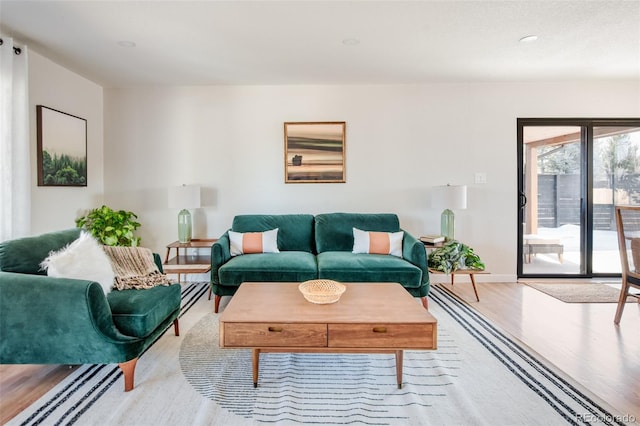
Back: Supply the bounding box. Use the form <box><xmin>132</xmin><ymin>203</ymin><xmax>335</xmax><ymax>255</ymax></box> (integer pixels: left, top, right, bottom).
<box><xmin>173</xmin><ymin>318</ymin><xmax>180</xmax><ymax>336</ymax></box>
<box><xmin>119</xmin><ymin>358</ymin><xmax>138</xmax><ymax>392</ymax></box>
<box><xmin>214</xmin><ymin>295</ymin><xmax>222</xmax><ymax>313</ymax></box>
<box><xmin>421</xmin><ymin>296</ymin><xmax>428</xmax><ymax>310</ymax></box>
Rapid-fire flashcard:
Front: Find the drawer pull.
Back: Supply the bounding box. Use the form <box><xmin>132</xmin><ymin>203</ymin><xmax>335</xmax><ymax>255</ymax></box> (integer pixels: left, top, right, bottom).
<box><xmin>268</xmin><ymin>326</ymin><xmax>283</xmax><ymax>332</ymax></box>
<box><xmin>372</xmin><ymin>327</ymin><xmax>387</xmax><ymax>333</ymax></box>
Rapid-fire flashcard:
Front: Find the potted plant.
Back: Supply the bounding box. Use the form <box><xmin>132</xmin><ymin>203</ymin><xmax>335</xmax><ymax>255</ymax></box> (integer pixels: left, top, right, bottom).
<box><xmin>76</xmin><ymin>205</ymin><xmax>141</xmax><ymax>246</ymax></box>
<box><xmin>428</xmin><ymin>240</ymin><xmax>485</xmax><ymax>274</ymax></box>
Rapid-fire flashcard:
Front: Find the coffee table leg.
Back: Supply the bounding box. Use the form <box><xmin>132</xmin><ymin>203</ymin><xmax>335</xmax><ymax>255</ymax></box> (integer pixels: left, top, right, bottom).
<box><xmin>395</xmin><ymin>350</ymin><xmax>403</xmax><ymax>389</ymax></box>
<box><xmin>252</xmin><ymin>349</ymin><xmax>260</xmax><ymax>388</ymax></box>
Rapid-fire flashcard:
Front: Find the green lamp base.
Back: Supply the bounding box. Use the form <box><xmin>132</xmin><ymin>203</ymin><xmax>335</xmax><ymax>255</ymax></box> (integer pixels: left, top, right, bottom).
<box><xmin>441</xmin><ymin>209</ymin><xmax>455</xmax><ymax>241</ymax></box>
<box><xmin>177</xmin><ymin>209</ymin><xmax>192</xmax><ymax>243</ymax></box>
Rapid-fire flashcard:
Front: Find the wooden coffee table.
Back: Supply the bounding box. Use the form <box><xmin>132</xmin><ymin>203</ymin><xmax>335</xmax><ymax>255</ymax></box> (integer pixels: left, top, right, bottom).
<box><xmin>219</xmin><ymin>282</ymin><xmax>437</xmax><ymax>388</ymax></box>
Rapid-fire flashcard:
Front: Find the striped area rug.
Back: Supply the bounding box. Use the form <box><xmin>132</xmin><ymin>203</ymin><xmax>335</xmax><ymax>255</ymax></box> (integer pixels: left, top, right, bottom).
<box><xmin>8</xmin><ymin>282</ymin><xmax>632</xmax><ymax>426</ymax></box>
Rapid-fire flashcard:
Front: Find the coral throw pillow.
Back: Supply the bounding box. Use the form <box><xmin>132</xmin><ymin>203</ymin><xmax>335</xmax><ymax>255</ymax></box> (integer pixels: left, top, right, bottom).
<box><xmin>229</xmin><ymin>228</ymin><xmax>280</xmax><ymax>256</ymax></box>
<box><xmin>352</xmin><ymin>228</ymin><xmax>403</xmax><ymax>258</ymax></box>
<box><xmin>40</xmin><ymin>231</ymin><xmax>115</xmax><ymax>294</ymax></box>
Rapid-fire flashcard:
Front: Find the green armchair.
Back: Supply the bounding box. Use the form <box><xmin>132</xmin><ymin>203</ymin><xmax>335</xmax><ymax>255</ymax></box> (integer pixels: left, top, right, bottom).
<box><xmin>0</xmin><ymin>229</ymin><xmax>181</xmax><ymax>391</ymax></box>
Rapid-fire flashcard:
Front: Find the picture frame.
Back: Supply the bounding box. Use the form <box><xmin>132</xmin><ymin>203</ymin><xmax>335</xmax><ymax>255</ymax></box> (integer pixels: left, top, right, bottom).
<box><xmin>284</xmin><ymin>121</ymin><xmax>346</xmax><ymax>183</ymax></box>
<box><xmin>37</xmin><ymin>105</ymin><xmax>87</xmax><ymax>187</ymax></box>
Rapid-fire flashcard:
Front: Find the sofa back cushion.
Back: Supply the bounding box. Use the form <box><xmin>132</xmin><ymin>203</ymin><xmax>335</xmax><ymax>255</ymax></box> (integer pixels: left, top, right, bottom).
<box><xmin>0</xmin><ymin>228</ymin><xmax>82</xmax><ymax>275</ymax></box>
<box><xmin>231</xmin><ymin>214</ymin><xmax>315</xmax><ymax>253</ymax></box>
<box><xmin>315</xmin><ymin>213</ymin><xmax>400</xmax><ymax>253</ymax></box>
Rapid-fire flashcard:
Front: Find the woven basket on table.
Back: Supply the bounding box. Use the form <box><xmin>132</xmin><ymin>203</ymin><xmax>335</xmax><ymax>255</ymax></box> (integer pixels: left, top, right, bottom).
<box><xmin>298</xmin><ymin>279</ymin><xmax>346</xmax><ymax>304</ymax></box>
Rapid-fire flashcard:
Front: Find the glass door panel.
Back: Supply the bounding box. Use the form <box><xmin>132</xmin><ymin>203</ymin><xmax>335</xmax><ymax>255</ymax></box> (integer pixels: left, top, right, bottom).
<box><xmin>592</xmin><ymin>127</ymin><xmax>640</xmax><ymax>274</ymax></box>
<box><xmin>521</xmin><ymin>125</ymin><xmax>583</xmax><ymax>275</ymax></box>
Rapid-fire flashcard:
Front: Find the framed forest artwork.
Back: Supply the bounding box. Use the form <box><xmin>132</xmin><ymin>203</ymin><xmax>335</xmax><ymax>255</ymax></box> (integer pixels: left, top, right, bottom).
<box><xmin>37</xmin><ymin>105</ymin><xmax>87</xmax><ymax>187</ymax></box>
<box><xmin>284</xmin><ymin>121</ymin><xmax>346</xmax><ymax>183</ymax></box>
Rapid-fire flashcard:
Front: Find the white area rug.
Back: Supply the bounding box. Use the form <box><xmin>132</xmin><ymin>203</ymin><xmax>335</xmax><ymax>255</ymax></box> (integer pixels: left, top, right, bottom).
<box><xmin>8</xmin><ymin>283</ymin><xmax>633</xmax><ymax>426</ymax></box>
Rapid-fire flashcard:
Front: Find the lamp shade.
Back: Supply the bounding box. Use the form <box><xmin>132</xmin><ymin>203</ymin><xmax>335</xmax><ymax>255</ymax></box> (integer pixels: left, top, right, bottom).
<box><xmin>168</xmin><ymin>184</ymin><xmax>201</xmax><ymax>209</ymax></box>
<box><xmin>432</xmin><ymin>184</ymin><xmax>467</xmax><ymax>210</ymax></box>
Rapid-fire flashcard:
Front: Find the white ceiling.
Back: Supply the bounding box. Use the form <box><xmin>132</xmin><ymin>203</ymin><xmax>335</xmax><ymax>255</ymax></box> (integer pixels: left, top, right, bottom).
<box><xmin>1</xmin><ymin>1</ymin><xmax>639</xmax><ymax>88</ymax></box>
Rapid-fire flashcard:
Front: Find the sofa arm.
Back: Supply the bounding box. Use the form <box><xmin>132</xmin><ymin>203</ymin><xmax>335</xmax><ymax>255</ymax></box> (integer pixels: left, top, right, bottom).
<box><xmin>153</xmin><ymin>253</ymin><xmax>163</xmax><ymax>273</ymax></box>
<box><xmin>0</xmin><ymin>271</ymin><xmax>138</xmax><ymax>364</ymax></box>
<box><xmin>211</xmin><ymin>231</ymin><xmax>231</xmax><ymax>284</ymax></box>
<box><xmin>402</xmin><ymin>231</ymin><xmax>429</xmax><ymax>284</ymax></box>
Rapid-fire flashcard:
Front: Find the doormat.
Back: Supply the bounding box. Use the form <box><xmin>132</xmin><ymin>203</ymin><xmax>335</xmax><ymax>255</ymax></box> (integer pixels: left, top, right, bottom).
<box><xmin>523</xmin><ymin>282</ymin><xmax>639</xmax><ymax>303</ymax></box>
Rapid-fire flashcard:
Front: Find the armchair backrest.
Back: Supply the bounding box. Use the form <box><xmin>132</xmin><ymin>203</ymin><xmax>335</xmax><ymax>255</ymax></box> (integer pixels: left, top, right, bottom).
<box><xmin>0</xmin><ymin>229</ymin><xmax>81</xmax><ymax>275</ymax></box>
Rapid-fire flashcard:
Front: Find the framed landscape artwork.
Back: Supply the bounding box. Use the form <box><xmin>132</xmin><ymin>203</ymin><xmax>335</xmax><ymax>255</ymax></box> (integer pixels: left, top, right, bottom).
<box><xmin>37</xmin><ymin>105</ymin><xmax>87</xmax><ymax>186</ymax></box>
<box><xmin>284</xmin><ymin>121</ymin><xmax>346</xmax><ymax>183</ymax></box>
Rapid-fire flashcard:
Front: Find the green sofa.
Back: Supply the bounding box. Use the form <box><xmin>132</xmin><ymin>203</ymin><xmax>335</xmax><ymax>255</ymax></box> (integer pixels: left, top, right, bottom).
<box><xmin>0</xmin><ymin>229</ymin><xmax>181</xmax><ymax>392</ymax></box>
<box><xmin>210</xmin><ymin>213</ymin><xmax>430</xmax><ymax>312</ymax></box>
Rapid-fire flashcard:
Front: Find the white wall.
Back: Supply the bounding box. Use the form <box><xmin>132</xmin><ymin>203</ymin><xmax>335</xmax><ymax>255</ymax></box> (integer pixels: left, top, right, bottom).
<box><xmin>103</xmin><ymin>81</ymin><xmax>640</xmax><ymax>281</ymax></box>
<box><xmin>29</xmin><ymin>51</ymin><xmax>104</xmax><ymax>234</ymax></box>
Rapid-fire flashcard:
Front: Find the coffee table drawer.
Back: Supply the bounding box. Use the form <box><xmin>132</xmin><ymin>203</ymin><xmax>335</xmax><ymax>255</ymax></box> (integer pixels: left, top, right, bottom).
<box><xmin>223</xmin><ymin>323</ymin><xmax>327</xmax><ymax>347</ymax></box>
<box><xmin>328</xmin><ymin>324</ymin><xmax>436</xmax><ymax>349</ymax></box>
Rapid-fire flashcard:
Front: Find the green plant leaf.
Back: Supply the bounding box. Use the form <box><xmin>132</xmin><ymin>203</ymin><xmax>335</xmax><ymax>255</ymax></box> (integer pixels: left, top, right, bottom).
<box><xmin>428</xmin><ymin>240</ymin><xmax>485</xmax><ymax>273</ymax></box>
<box><xmin>76</xmin><ymin>205</ymin><xmax>142</xmax><ymax>246</ymax></box>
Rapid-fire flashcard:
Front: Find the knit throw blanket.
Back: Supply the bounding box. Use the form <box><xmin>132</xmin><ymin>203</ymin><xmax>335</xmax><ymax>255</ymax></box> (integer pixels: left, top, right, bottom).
<box><xmin>103</xmin><ymin>246</ymin><xmax>173</xmax><ymax>290</ymax></box>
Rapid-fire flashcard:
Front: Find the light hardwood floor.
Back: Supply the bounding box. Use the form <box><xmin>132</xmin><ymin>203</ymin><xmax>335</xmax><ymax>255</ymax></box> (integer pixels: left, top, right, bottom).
<box><xmin>0</xmin><ymin>364</ymin><xmax>79</xmax><ymax>424</ymax></box>
<box><xmin>1</xmin><ymin>281</ymin><xmax>638</xmax><ymax>424</ymax></box>
<box><xmin>440</xmin><ymin>280</ymin><xmax>640</xmax><ymax>420</ymax></box>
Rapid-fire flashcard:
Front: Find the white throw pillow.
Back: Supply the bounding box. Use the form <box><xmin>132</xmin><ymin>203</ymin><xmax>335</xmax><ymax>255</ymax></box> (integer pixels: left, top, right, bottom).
<box><xmin>352</xmin><ymin>227</ymin><xmax>404</xmax><ymax>258</ymax></box>
<box><xmin>40</xmin><ymin>231</ymin><xmax>115</xmax><ymax>294</ymax></box>
<box><xmin>229</xmin><ymin>228</ymin><xmax>280</xmax><ymax>256</ymax></box>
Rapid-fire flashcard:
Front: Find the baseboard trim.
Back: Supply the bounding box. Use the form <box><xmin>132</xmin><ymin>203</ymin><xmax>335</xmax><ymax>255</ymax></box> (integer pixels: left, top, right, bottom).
<box><xmin>429</xmin><ymin>273</ymin><xmax>516</xmax><ymax>283</ymax></box>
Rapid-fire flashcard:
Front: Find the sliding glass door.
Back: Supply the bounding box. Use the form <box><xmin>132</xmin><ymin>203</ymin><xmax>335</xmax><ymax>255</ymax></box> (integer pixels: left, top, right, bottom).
<box><xmin>592</xmin><ymin>126</ymin><xmax>640</xmax><ymax>273</ymax></box>
<box><xmin>519</xmin><ymin>124</ymin><xmax>584</xmax><ymax>275</ymax></box>
<box><xmin>517</xmin><ymin>119</ymin><xmax>640</xmax><ymax>278</ymax></box>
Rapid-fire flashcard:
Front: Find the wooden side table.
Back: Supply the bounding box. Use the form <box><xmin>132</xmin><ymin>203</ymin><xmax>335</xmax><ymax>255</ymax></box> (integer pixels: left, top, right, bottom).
<box><xmin>163</xmin><ymin>239</ymin><xmax>217</xmax><ymax>285</ymax></box>
<box><xmin>428</xmin><ymin>268</ymin><xmax>487</xmax><ymax>302</ymax></box>
<box><xmin>420</xmin><ymin>240</ymin><xmax>444</xmax><ymax>250</ymax></box>
<box><xmin>421</xmin><ymin>240</ymin><xmax>486</xmax><ymax>302</ymax></box>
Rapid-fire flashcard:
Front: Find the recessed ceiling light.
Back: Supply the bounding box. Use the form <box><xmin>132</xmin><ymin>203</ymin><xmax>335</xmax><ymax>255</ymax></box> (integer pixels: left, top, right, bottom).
<box><xmin>342</xmin><ymin>38</ymin><xmax>360</xmax><ymax>46</ymax></box>
<box><xmin>519</xmin><ymin>35</ymin><xmax>538</xmax><ymax>43</ymax></box>
<box><xmin>117</xmin><ymin>40</ymin><xmax>136</xmax><ymax>48</ymax></box>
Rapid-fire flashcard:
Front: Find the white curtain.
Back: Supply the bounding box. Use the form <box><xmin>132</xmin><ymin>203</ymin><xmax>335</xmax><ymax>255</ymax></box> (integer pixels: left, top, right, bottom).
<box><xmin>0</xmin><ymin>37</ymin><xmax>30</xmax><ymax>242</ymax></box>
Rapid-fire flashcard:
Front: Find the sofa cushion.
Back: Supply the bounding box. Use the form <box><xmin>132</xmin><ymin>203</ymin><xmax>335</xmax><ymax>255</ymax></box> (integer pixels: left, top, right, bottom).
<box><xmin>353</xmin><ymin>228</ymin><xmax>403</xmax><ymax>258</ymax></box>
<box><xmin>317</xmin><ymin>251</ymin><xmax>422</xmax><ymax>289</ymax></box>
<box><xmin>229</xmin><ymin>228</ymin><xmax>280</xmax><ymax>256</ymax></box>
<box><xmin>0</xmin><ymin>228</ymin><xmax>82</xmax><ymax>275</ymax></box>
<box><xmin>315</xmin><ymin>213</ymin><xmax>400</xmax><ymax>253</ymax></box>
<box><xmin>107</xmin><ymin>283</ymin><xmax>181</xmax><ymax>338</ymax></box>
<box><xmin>232</xmin><ymin>214</ymin><xmax>315</xmax><ymax>253</ymax></box>
<box><xmin>219</xmin><ymin>251</ymin><xmax>317</xmax><ymax>286</ymax></box>
<box><xmin>40</xmin><ymin>231</ymin><xmax>115</xmax><ymax>294</ymax></box>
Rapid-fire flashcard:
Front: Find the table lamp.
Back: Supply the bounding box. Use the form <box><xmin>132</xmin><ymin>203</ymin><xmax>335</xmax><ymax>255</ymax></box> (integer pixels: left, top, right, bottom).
<box><xmin>432</xmin><ymin>184</ymin><xmax>467</xmax><ymax>241</ymax></box>
<box><xmin>168</xmin><ymin>184</ymin><xmax>201</xmax><ymax>243</ymax></box>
